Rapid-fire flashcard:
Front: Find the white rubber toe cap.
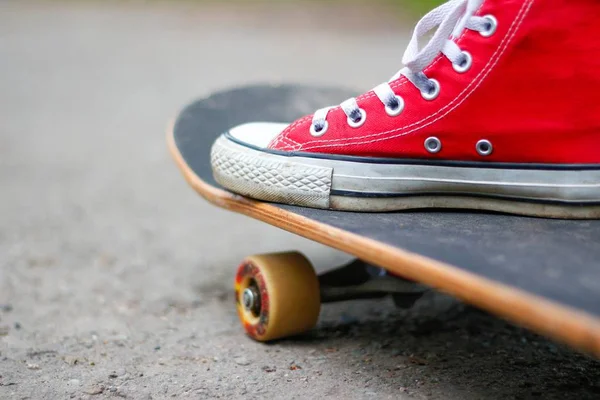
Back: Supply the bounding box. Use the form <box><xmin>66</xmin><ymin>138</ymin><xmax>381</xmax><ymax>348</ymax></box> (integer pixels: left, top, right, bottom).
<box><xmin>228</xmin><ymin>122</ymin><xmax>289</xmax><ymax>149</ymax></box>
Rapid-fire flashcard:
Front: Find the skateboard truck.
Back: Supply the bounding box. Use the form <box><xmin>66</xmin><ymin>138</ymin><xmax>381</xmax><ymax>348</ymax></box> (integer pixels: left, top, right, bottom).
<box><xmin>234</xmin><ymin>252</ymin><xmax>427</xmax><ymax>342</ymax></box>
<box><xmin>318</xmin><ymin>258</ymin><xmax>427</xmax><ymax>305</ymax></box>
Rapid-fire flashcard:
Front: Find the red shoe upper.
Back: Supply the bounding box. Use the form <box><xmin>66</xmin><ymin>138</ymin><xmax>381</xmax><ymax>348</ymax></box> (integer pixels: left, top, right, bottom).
<box><xmin>268</xmin><ymin>0</ymin><xmax>600</xmax><ymax>164</ymax></box>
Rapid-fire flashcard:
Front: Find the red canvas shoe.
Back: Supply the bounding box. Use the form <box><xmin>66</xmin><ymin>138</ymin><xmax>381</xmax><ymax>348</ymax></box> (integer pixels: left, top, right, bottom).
<box><xmin>211</xmin><ymin>0</ymin><xmax>600</xmax><ymax>219</ymax></box>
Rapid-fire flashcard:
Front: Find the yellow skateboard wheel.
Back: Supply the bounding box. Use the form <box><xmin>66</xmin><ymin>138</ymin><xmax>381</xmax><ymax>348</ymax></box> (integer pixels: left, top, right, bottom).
<box><xmin>234</xmin><ymin>252</ymin><xmax>321</xmax><ymax>342</ymax></box>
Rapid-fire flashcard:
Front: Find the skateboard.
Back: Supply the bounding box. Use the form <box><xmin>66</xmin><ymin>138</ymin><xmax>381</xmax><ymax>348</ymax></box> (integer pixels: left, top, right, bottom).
<box><xmin>168</xmin><ymin>84</ymin><xmax>600</xmax><ymax>357</ymax></box>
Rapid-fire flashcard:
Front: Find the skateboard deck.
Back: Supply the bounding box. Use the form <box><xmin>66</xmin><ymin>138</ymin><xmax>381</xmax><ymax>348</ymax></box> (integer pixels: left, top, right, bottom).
<box><xmin>168</xmin><ymin>84</ymin><xmax>600</xmax><ymax>356</ymax></box>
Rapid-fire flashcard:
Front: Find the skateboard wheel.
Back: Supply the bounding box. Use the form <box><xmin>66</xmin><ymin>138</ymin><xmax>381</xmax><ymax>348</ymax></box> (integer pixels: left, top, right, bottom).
<box><xmin>234</xmin><ymin>252</ymin><xmax>320</xmax><ymax>342</ymax></box>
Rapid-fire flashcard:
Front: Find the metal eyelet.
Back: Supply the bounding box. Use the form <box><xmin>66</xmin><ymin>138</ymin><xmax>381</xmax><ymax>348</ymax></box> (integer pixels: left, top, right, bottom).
<box><xmin>424</xmin><ymin>137</ymin><xmax>442</xmax><ymax>154</ymax></box>
<box><xmin>421</xmin><ymin>79</ymin><xmax>440</xmax><ymax>101</ymax></box>
<box><xmin>480</xmin><ymin>15</ymin><xmax>498</xmax><ymax>37</ymax></box>
<box><xmin>310</xmin><ymin>120</ymin><xmax>329</xmax><ymax>137</ymax></box>
<box><xmin>385</xmin><ymin>96</ymin><xmax>405</xmax><ymax>117</ymax></box>
<box><xmin>452</xmin><ymin>51</ymin><xmax>472</xmax><ymax>73</ymax></box>
<box><xmin>347</xmin><ymin>108</ymin><xmax>367</xmax><ymax>128</ymax></box>
<box><xmin>476</xmin><ymin>139</ymin><xmax>493</xmax><ymax>156</ymax></box>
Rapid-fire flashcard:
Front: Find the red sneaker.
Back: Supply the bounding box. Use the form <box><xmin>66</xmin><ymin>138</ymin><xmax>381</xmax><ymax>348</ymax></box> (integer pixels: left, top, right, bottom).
<box><xmin>211</xmin><ymin>0</ymin><xmax>600</xmax><ymax>219</ymax></box>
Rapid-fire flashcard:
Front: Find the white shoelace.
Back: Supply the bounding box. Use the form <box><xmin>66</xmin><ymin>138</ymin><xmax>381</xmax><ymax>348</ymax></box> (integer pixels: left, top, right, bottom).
<box><xmin>310</xmin><ymin>0</ymin><xmax>497</xmax><ymax>137</ymax></box>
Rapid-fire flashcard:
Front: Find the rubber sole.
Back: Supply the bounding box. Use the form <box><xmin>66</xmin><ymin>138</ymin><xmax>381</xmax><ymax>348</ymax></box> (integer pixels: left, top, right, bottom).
<box><xmin>211</xmin><ymin>135</ymin><xmax>600</xmax><ymax>219</ymax></box>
